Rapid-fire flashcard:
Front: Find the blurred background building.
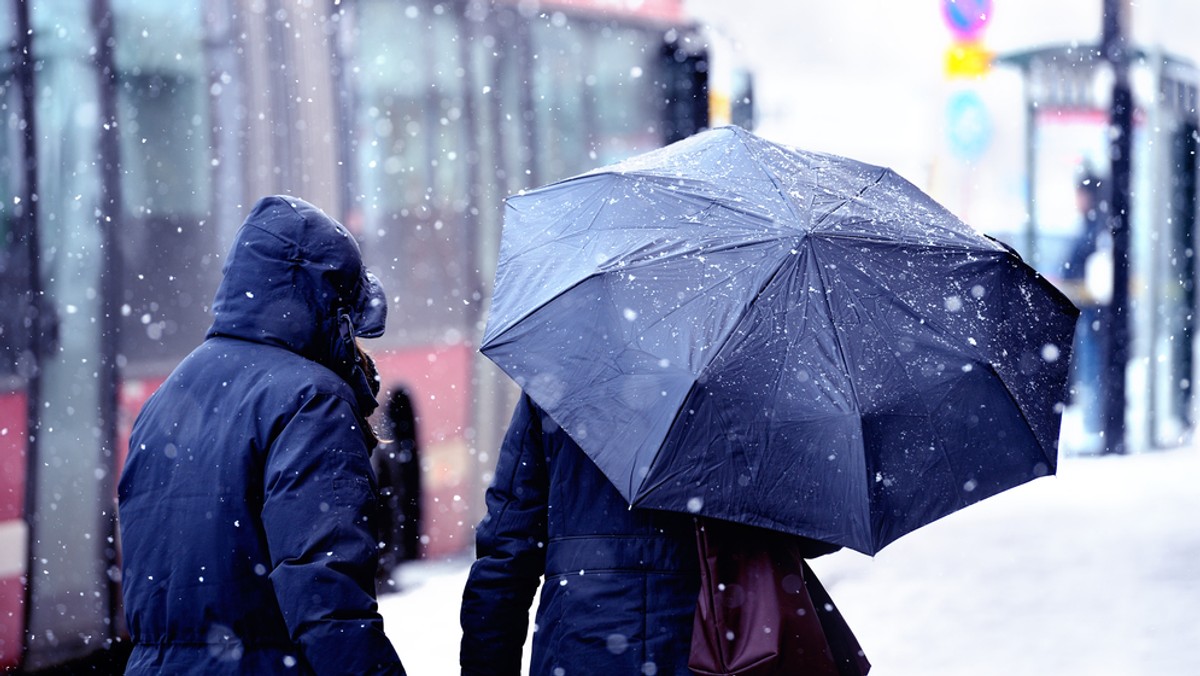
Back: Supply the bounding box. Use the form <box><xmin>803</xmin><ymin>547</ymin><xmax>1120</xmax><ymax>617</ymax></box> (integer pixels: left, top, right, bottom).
<box><xmin>690</xmin><ymin>0</ymin><xmax>1200</xmax><ymax>455</ymax></box>
<box><xmin>0</xmin><ymin>0</ymin><xmax>1196</xmax><ymax>672</ymax></box>
<box><xmin>0</xmin><ymin>0</ymin><xmax>752</xmax><ymax>671</ymax></box>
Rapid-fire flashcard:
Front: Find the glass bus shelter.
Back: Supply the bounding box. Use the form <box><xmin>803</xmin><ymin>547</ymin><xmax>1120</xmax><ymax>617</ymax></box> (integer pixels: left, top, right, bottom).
<box><xmin>997</xmin><ymin>44</ymin><xmax>1199</xmax><ymax>453</ymax></box>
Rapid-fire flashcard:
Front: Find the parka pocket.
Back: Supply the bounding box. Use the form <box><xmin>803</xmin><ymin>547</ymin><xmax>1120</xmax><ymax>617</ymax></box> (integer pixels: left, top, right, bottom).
<box><xmin>332</xmin><ymin>475</ymin><xmax>375</xmax><ymax>508</ymax></box>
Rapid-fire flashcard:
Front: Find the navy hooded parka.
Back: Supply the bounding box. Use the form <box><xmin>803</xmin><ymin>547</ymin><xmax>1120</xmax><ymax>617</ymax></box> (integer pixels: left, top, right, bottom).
<box><xmin>118</xmin><ymin>196</ymin><xmax>404</xmax><ymax>675</ymax></box>
<box><xmin>460</xmin><ymin>394</ymin><xmax>702</xmax><ymax>675</ymax></box>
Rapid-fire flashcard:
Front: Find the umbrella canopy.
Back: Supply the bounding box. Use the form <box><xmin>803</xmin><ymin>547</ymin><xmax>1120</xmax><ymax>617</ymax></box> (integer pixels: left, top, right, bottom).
<box><xmin>481</xmin><ymin>126</ymin><xmax>1078</xmax><ymax>555</ymax></box>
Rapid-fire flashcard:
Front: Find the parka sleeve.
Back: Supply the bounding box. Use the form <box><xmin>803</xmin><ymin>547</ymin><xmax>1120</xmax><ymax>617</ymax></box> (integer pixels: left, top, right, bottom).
<box><xmin>460</xmin><ymin>394</ymin><xmax>549</xmax><ymax>676</ymax></box>
<box><xmin>262</xmin><ymin>392</ymin><xmax>405</xmax><ymax>676</ymax></box>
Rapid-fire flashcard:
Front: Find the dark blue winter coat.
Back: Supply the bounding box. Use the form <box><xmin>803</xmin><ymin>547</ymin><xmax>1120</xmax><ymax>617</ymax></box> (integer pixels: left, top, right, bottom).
<box><xmin>118</xmin><ymin>196</ymin><xmax>404</xmax><ymax>675</ymax></box>
<box><xmin>460</xmin><ymin>394</ymin><xmax>701</xmax><ymax>675</ymax></box>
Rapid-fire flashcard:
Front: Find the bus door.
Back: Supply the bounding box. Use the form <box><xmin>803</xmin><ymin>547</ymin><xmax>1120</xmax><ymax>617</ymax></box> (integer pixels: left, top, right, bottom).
<box><xmin>0</xmin><ymin>0</ymin><xmax>34</xmax><ymax>668</ymax></box>
<box><xmin>15</xmin><ymin>1</ymin><xmax>122</xmax><ymax>670</ymax></box>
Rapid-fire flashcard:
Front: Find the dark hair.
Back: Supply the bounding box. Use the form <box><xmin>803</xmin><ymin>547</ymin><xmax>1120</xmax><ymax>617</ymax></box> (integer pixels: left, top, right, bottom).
<box><xmin>354</xmin><ymin>340</ymin><xmax>389</xmax><ymax>446</ymax></box>
<box><xmin>1077</xmin><ymin>170</ymin><xmax>1104</xmax><ymax>198</ymax></box>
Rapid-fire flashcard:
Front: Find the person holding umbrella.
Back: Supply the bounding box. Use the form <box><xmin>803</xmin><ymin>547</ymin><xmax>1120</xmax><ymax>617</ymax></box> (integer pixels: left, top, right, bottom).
<box><xmin>463</xmin><ymin>127</ymin><xmax>1076</xmax><ymax>674</ymax></box>
<box><xmin>1057</xmin><ymin>168</ymin><xmax>1110</xmax><ymax>451</ymax></box>
<box><xmin>460</xmin><ymin>390</ymin><xmax>864</xmax><ymax>675</ymax></box>
<box><xmin>459</xmin><ymin>393</ymin><xmax>704</xmax><ymax>675</ymax></box>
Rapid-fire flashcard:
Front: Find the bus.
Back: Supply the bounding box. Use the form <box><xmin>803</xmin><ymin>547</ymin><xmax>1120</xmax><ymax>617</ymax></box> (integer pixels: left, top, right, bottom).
<box><xmin>0</xmin><ymin>0</ymin><xmax>752</xmax><ymax>671</ymax></box>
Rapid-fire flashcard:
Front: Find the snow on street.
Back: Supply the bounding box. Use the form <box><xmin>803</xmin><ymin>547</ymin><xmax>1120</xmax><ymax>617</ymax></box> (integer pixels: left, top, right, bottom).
<box><xmin>381</xmin><ymin>444</ymin><xmax>1200</xmax><ymax>674</ymax></box>
<box><xmin>809</xmin><ymin>445</ymin><xmax>1200</xmax><ymax>674</ymax></box>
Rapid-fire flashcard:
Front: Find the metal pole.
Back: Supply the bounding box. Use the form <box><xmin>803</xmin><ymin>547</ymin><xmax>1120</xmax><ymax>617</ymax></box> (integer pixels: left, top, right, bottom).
<box><xmin>92</xmin><ymin>0</ymin><xmax>125</xmax><ymax>648</ymax></box>
<box><xmin>1102</xmin><ymin>0</ymin><xmax>1132</xmax><ymax>454</ymax></box>
<box><xmin>1021</xmin><ymin>69</ymin><xmax>1038</xmax><ymax>263</ymax></box>
<box><xmin>15</xmin><ymin>0</ymin><xmax>42</xmax><ymax>668</ymax></box>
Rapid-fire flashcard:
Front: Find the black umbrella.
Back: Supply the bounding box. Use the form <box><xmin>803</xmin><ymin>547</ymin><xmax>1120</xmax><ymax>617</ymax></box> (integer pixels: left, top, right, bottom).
<box><xmin>481</xmin><ymin>126</ymin><xmax>1077</xmax><ymax>555</ymax></box>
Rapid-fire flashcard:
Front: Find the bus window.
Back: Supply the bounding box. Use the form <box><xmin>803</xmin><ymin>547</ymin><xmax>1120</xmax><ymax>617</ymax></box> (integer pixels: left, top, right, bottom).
<box><xmin>24</xmin><ymin>2</ymin><xmax>113</xmax><ymax>669</ymax></box>
<box><xmin>0</xmin><ymin>11</ymin><xmax>27</xmax><ymax>378</ymax></box>
<box><xmin>347</xmin><ymin>0</ymin><xmax>474</xmax><ymax>345</ymax></box>
<box><xmin>530</xmin><ymin>16</ymin><xmax>663</xmax><ymax>179</ymax></box>
<box><xmin>530</xmin><ymin>15</ymin><xmax>592</xmax><ymax>181</ymax></box>
<box><xmin>589</xmin><ymin>25</ymin><xmax>661</xmax><ymax>166</ymax></box>
<box><xmin>111</xmin><ymin>0</ymin><xmax>216</xmax><ymax>365</ymax></box>
<box><xmin>353</xmin><ymin>3</ymin><xmax>429</xmax><ymax>217</ymax></box>
<box><xmin>660</xmin><ymin>29</ymin><xmax>708</xmax><ymax>144</ymax></box>
<box><xmin>730</xmin><ymin>68</ymin><xmax>755</xmax><ymax>130</ymax></box>
<box><xmin>0</xmin><ymin>2</ymin><xmax>30</xmax><ymax>667</ymax></box>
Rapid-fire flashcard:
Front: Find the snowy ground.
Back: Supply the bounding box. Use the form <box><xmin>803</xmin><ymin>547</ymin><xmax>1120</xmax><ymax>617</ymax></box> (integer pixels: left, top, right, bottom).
<box><xmin>380</xmin><ymin>444</ymin><xmax>1200</xmax><ymax>674</ymax></box>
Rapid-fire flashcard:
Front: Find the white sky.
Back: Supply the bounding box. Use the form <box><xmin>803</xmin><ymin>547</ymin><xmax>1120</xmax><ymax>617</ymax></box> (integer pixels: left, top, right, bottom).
<box><xmin>684</xmin><ymin>0</ymin><xmax>1200</xmax><ymax>224</ymax></box>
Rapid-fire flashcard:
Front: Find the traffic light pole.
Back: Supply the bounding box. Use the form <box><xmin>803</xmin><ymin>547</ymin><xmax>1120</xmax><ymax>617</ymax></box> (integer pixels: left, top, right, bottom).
<box><xmin>1102</xmin><ymin>0</ymin><xmax>1132</xmax><ymax>454</ymax></box>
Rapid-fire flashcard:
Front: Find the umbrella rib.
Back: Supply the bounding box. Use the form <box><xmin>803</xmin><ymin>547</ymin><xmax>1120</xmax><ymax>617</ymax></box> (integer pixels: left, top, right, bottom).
<box><xmin>486</xmin><ymin>179</ymin><xmax>627</xmax><ymax>341</ymax></box>
<box><xmin>807</xmin><ymin>243</ymin><xmax>864</xmax><ymax>417</ymax></box>
<box><xmin>695</xmin><ymin>243</ymin><xmax>798</xmax><ymax>373</ymax></box>
<box><xmin>735</xmin><ymin>130</ymin><xmax>810</xmax><ymax>230</ymax></box>
<box><xmin>812</xmin><ymin>229</ymin><xmax>1003</xmax><ymax>255</ymax></box>
<box><xmin>819</xmin><ymin>246</ymin><xmax>1058</xmax><ymax>527</ymax></box>
<box><xmin>634</xmin><ymin>245</ymin><xmax>823</xmax><ymax>508</ymax></box>
<box><xmin>810</xmin><ymin>240</ymin><xmax>988</xmax><ymax>540</ymax></box>
<box><xmin>659</xmin><ymin>177</ymin><xmax>789</xmax><ymax>228</ymax></box>
<box><xmin>505</xmin><ymin>176</ymin><xmax>622</xmax><ymax>261</ymax></box>
<box><xmin>547</xmin><ymin>176</ymin><xmax>624</xmax><ymax>260</ymax></box>
<box><xmin>806</xmin><ymin>242</ymin><xmax>873</xmax><ymax>531</ymax></box>
<box><xmin>638</xmin><ymin>246</ymin><xmax>803</xmax><ymax>496</ymax></box>
<box><xmin>821</xmin><ymin>237</ymin><xmax>1003</xmax><ymax>365</ymax></box>
<box><xmin>810</xmin><ymin>170</ymin><xmax>1004</xmax><ymax>252</ymax></box>
<box><xmin>617</xmin><ymin>240</ymin><xmax>793</xmax><ymax>366</ymax></box>
<box><xmin>978</xmin><ymin>360</ymin><xmax>1060</xmax><ymax>464</ymax></box>
<box><xmin>808</xmin><ymin>168</ymin><xmax>888</xmax><ymax>230</ymax></box>
<box><xmin>632</xmin><ymin>377</ymin><xmax>703</xmax><ymax>502</ymax></box>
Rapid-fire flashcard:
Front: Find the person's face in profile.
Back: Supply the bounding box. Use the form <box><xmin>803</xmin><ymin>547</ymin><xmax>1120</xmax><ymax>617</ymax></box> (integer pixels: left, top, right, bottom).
<box><xmin>1076</xmin><ymin>187</ymin><xmax>1095</xmax><ymax>217</ymax></box>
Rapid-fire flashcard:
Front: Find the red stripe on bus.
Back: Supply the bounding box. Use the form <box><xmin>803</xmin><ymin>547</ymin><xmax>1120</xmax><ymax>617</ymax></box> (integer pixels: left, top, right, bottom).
<box><xmin>372</xmin><ymin>343</ymin><xmax>472</xmax><ymax>451</ymax></box>
<box><xmin>0</xmin><ymin>391</ymin><xmax>27</xmax><ymax>522</ymax></box>
<box><xmin>0</xmin><ymin>573</ymin><xmax>24</xmax><ymax>669</ymax></box>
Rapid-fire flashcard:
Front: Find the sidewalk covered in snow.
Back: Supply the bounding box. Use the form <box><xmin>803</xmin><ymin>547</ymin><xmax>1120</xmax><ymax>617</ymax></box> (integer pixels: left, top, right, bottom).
<box><xmin>382</xmin><ymin>444</ymin><xmax>1200</xmax><ymax>674</ymax></box>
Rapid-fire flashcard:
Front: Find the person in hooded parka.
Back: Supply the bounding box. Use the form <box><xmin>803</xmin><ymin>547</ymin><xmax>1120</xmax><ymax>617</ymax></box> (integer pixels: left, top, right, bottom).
<box><xmin>118</xmin><ymin>196</ymin><xmax>405</xmax><ymax>675</ymax></box>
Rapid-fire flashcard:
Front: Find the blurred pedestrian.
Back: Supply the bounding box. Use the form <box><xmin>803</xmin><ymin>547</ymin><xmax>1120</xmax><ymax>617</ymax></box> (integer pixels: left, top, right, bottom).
<box><xmin>459</xmin><ymin>393</ymin><xmax>853</xmax><ymax>674</ymax></box>
<box><xmin>459</xmin><ymin>393</ymin><xmax>701</xmax><ymax>675</ymax></box>
<box><xmin>118</xmin><ymin>195</ymin><xmax>405</xmax><ymax>675</ymax></box>
<box><xmin>1059</xmin><ymin>169</ymin><xmax>1110</xmax><ymax>450</ymax></box>
<box><xmin>374</xmin><ymin>385</ymin><xmax>423</xmax><ymax>592</ymax></box>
